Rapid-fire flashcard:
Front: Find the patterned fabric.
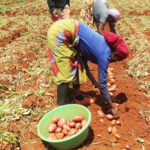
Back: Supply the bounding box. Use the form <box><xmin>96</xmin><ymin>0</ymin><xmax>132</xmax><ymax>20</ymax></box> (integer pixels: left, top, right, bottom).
<box><xmin>47</xmin><ymin>19</ymin><xmax>87</xmax><ymax>85</ymax></box>
<box><xmin>80</xmin><ymin>0</ymin><xmax>98</xmax><ymax>31</ymax></box>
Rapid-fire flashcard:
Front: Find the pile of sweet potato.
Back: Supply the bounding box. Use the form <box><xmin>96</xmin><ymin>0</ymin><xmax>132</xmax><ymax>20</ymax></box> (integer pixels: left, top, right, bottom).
<box><xmin>48</xmin><ymin>115</ymin><xmax>87</xmax><ymax>140</ymax></box>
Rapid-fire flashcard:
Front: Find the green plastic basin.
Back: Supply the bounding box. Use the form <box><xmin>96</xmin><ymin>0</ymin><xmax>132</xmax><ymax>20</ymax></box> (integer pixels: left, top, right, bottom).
<box><xmin>37</xmin><ymin>104</ymin><xmax>91</xmax><ymax>150</ymax></box>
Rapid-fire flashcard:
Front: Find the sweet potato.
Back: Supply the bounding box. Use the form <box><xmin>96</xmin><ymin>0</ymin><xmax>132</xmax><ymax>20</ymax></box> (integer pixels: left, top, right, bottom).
<box><xmin>108</xmin><ymin>87</ymin><xmax>116</xmax><ymax>92</ymax></box>
<box><xmin>63</xmin><ymin>124</ymin><xmax>70</xmax><ymax>131</ymax></box>
<box><xmin>90</xmin><ymin>98</ymin><xmax>95</xmax><ymax>104</ymax></box>
<box><xmin>55</xmin><ymin>127</ymin><xmax>62</xmax><ymax>133</ymax></box>
<box><xmin>114</xmin><ymin>133</ymin><xmax>120</xmax><ymax>139</ymax></box>
<box><xmin>48</xmin><ymin>133</ymin><xmax>57</xmax><ymax>140</ymax></box>
<box><xmin>71</xmin><ymin>115</ymin><xmax>84</xmax><ymax>122</ymax></box>
<box><xmin>81</xmin><ymin>119</ymin><xmax>87</xmax><ymax>127</ymax></box>
<box><xmin>58</xmin><ymin>118</ymin><xmax>67</xmax><ymax>128</ymax></box>
<box><xmin>107</xmin><ymin>127</ymin><xmax>112</xmax><ymax>133</ymax></box>
<box><xmin>125</xmin><ymin>144</ymin><xmax>130</xmax><ymax>149</ymax></box>
<box><xmin>68</xmin><ymin>129</ymin><xmax>76</xmax><ymax>136</ymax></box>
<box><xmin>62</xmin><ymin>129</ymin><xmax>68</xmax><ymax>135</ymax></box>
<box><xmin>116</xmin><ymin>120</ymin><xmax>121</xmax><ymax>125</ymax></box>
<box><xmin>48</xmin><ymin>123</ymin><xmax>57</xmax><ymax>133</ymax></box>
<box><xmin>109</xmin><ymin>75</ymin><xmax>114</xmax><ymax>79</ymax></box>
<box><xmin>109</xmin><ymin>92</ymin><xmax>113</xmax><ymax>96</ymax></box>
<box><xmin>108</xmin><ymin>67</ymin><xmax>114</xmax><ymax>72</ymax></box>
<box><xmin>52</xmin><ymin>117</ymin><xmax>60</xmax><ymax>124</ymax></box>
<box><xmin>99</xmin><ymin>119</ymin><xmax>104</xmax><ymax>124</ymax></box>
<box><xmin>107</xmin><ymin>82</ymin><xmax>111</xmax><ymax>87</ymax></box>
<box><xmin>108</xmin><ymin>71</ymin><xmax>113</xmax><ymax>76</ymax></box>
<box><xmin>69</xmin><ymin>122</ymin><xmax>76</xmax><ymax>128</ymax></box>
<box><xmin>106</xmin><ymin>114</ymin><xmax>113</xmax><ymax>120</ymax></box>
<box><xmin>75</xmin><ymin>123</ymin><xmax>82</xmax><ymax>130</ymax></box>
<box><xmin>112</xmin><ymin>126</ymin><xmax>117</xmax><ymax>135</ymax></box>
<box><xmin>69</xmin><ymin>118</ymin><xmax>73</xmax><ymax>122</ymax></box>
<box><xmin>55</xmin><ymin>133</ymin><xmax>64</xmax><ymax>139</ymax></box>
<box><xmin>111</xmin><ymin>120</ymin><xmax>116</xmax><ymax>126</ymax></box>
<box><xmin>111</xmin><ymin>84</ymin><xmax>116</xmax><ymax>89</ymax></box>
<box><xmin>110</xmin><ymin>78</ymin><xmax>115</xmax><ymax>84</ymax></box>
<box><xmin>97</xmin><ymin>110</ymin><xmax>105</xmax><ymax>118</ymax></box>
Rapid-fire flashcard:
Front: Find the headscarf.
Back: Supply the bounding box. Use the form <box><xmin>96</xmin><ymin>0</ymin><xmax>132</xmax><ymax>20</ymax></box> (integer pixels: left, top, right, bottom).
<box><xmin>108</xmin><ymin>9</ymin><xmax>120</xmax><ymax>21</ymax></box>
<box><xmin>104</xmin><ymin>32</ymin><xmax>129</xmax><ymax>59</ymax></box>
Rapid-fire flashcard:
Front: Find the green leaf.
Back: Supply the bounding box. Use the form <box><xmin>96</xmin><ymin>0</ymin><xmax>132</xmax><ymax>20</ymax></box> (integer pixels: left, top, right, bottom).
<box><xmin>25</xmin><ymin>89</ymin><xmax>34</xmax><ymax>97</ymax></box>
<box><xmin>40</xmin><ymin>83</ymin><xmax>49</xmax><ymax>88</ymax></box>
<box><xmin>0</xmin><ymin>6</ymin><xmax>9</xmax><ymax>13</ymax></box>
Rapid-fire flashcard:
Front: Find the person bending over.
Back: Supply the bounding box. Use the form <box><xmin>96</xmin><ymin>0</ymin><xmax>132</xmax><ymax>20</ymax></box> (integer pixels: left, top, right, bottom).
<box><xmin>47</xmin><ymin>19</ymin><xmax>129</xmax><ymax>118</ymax></box>
<box><xmin>80</xmin><ymin>0</ymin><xmax>120</xmax><ymax>35</ymax></box>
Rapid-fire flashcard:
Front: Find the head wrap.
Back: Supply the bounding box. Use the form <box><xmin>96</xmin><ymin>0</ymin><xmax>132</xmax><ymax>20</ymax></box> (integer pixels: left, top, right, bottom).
<box><xmin>104</xmin><ymin>32</ymin><xmax>129</xmax><ymax>59</ymax></box>
<box><xmin>108</xmin><ymin>9</ymin><xmax>120</xmax><ymax>21</ymax></box>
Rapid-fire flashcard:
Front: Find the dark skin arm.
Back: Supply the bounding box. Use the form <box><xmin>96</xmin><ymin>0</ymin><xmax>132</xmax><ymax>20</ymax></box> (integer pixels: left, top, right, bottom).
<box><xmin>83</xmin><ymin>57</ymin><xmax>119</xmax><ymax>118</ymax></box>
<box><xmin>109</xmin><ymin>22</ymin><xmax>116</xmax><ymax>34</ymax></box>
<box><xmin>105</xmin><ymin>98</ymin><xmax>119</xmax><ymax>119</ymax></box>
<box><xmin>107</xmin><ymin>16</ymin><xmax>117</xmax><ymax>34</ymax></box>
<box><xmin>98</xmin><ymin>22</ymin><xmax>104</xmax><ymax>35</ymax></box>
<box><xmin>98</xmin><ymin>16</ymin><xmax>117</xmax><ymax>34</ymax></box>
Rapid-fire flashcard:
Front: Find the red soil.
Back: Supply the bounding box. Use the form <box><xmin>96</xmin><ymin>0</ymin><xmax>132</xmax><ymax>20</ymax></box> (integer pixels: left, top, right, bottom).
<box><xmin>20</xmin><ymin>23</ymin><xmax>150</xmax><ymax>150</ymax></box>
<box><xmin>0</xmin><ymin>4</ymin><xmax>150</xmax><ymax>150</ymax></box>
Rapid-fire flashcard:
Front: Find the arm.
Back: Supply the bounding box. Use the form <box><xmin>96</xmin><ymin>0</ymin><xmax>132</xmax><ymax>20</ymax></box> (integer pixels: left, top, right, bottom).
<box><xmin>98</xmin><ymin>22</ymin><xmax>105</xmax><ymax>35</ymax></box>
<box><xmin>109</xmin><ymin>21</ymin><xmax>116</xmax><ymax>34</ymax></box>
<box><xmin>98</xmin><ymin>60</ymin><xmax>119</xmax><ymax>118</ymax></box>
<box><xmin>81</xmin><ymin>0</ymin><xmax>87</xmax><ymax>8</ymax></box>
<box><xmin>106</xmin><ymin>98</ymin><xmax>119</xmax><ymax>118</ymax></box>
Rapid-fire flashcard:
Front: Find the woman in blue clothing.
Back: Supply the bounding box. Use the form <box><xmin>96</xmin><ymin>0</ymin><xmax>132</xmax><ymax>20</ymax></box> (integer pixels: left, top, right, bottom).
<box><xmin>48</xmin><ymin>19</ymin><xmax>129</xmax><ymax>118</ymax></box>
<box><xmin>76</xmin><ymin>22</ymin><xmax>129</xmax><ymax>118</ymax></box>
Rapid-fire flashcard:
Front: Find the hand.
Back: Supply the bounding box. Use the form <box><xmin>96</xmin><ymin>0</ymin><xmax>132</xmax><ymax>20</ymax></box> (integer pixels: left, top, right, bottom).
<box><xmin>92</xmin><ymin>82</ymin><xmax>99</xmax><ymax>91</ymax></box>
<box><xmin>105</xmin><ymin>98</ymin><xmax>119</xmax><ymax>119</ymax></box>
<box><xmin>92</xmin><ymin>84</ymin><xmax>101</xmax><ymax>95</ymax></box>
<box><xmin>111</xmin><ymin>107</ymin><xmax>119</xmax><ymax>119</ymax></box>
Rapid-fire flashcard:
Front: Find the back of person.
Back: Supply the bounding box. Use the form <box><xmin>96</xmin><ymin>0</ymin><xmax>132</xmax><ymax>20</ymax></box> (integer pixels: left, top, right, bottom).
<box><xmin>77</xmin><ymin>22</ymin><xmax>112</xmax><ymax>100</ymax></box>
<box><xmin>80</xmin><ymin>0</ymin><xmax>108</xmax><ymax>32</ymax></box>
<box><xmin>77</xmin><ymin>22</ymin><xmax>111</xmax><ymax>64</ymax></box>
<box><xmin>93</xmin><ymin>0</ymin><xmax>108</xmax><ymax>25</ymax></box>
<box><xmin>48</xmin><ymin>19</ymin><xmax>77</xmax><ymax>53</ymax></box>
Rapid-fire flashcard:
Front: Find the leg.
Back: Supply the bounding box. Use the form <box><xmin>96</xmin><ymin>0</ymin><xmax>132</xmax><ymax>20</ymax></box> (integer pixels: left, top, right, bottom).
<box><xmin>57</xmin><ymin>83</ymin><xmax>70</xmax><ymax>105</ymax></box>
<box><xmin>73</xmin><ymin>83</ymin><xmax>81</xmax><ymax>98</ymax></box>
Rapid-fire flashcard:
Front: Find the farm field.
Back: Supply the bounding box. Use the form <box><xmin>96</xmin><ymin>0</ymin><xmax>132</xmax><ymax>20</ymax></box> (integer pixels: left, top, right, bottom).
<box><xmin>0</xmin><ymin>0</ymin><xmax>150</xmax><ymax>150</ymax></box>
